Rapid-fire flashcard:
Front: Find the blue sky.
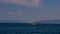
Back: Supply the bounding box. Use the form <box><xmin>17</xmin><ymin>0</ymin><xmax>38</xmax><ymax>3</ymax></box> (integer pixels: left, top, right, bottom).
<box><xmin>0</xmin><ymin>0</ymin><xmax>60</xmax><ymax>22</ymax></box>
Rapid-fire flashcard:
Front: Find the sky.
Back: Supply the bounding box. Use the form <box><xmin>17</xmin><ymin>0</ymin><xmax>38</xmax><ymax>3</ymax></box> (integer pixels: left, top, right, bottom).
<box><xmin>0</xmin><ymin>0</ymin><xmax>60</xmax><ymax>22</ymax></box>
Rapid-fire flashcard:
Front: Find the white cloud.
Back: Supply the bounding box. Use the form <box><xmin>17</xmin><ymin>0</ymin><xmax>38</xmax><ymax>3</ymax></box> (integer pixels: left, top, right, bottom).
<box><xmin>0</xmin><ymin>10</ymin><xmax>23</xmax><ymax>18</ymax></box>
<box><xmin>0</xmin><ymin>0</ymin><xmax>41</xmax><ymax>7</ymax></box>
<box><xmin>8</xmin><ymin>11</ymin><xmax>22</xmax><ymax>15</ymax></box>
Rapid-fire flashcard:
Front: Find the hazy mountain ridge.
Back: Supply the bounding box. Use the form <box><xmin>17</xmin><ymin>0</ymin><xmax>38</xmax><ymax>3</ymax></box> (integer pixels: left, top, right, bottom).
<box><xmin>40</xmin><ymin>20</ymin><xmax>60</xmax><ymax>24</ymax></box>
<box><xmin>0</xmin><ymin>20</ymin><xmax>27</xmax><ymax>23</ymax></box>
<box><xmin>0</xmin><ymin>20</ymin><xmax>60</xmax><ymax>23</ymax></box>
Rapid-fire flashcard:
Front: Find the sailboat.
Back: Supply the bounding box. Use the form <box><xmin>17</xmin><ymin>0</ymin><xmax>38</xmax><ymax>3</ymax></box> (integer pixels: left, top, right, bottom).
<box><xmin>35</xmin><ymin>19</ymin><xmax>40</xmax><ymax>24</ymax></box>
<box><xmin>32</xmin><ymin>18</ymin><xmax>40</xmax><ymax>25</ymax></box>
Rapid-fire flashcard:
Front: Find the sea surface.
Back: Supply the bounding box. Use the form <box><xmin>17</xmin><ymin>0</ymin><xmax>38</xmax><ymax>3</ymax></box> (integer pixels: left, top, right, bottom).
<box><xmin>0</xmin><ymin>23</ymin><xmax>60</xmax><ymax>34</ymax></box>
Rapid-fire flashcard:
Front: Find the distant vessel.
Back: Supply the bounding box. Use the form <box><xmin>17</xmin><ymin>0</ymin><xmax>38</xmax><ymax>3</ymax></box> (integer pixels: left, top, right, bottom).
<box><xmin>32</xmin><ymin>19</ymin><xmax>40</xmax><ymax>25</ymax></box>
<box><xmin>35</xmin><ymin>19</ymin><xmax>40</xmax><ymax>24</ymax></box>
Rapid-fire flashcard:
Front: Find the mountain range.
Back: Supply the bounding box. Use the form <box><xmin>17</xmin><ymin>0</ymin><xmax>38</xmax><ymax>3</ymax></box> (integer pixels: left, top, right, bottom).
<box><xmin>40</xmin><ymin>20</ymin><xmax>60</xmax><ymax>24</ymax></box>
<box><xmin>0</xmin><ymin>20</ymin><xmax>60</xmax><ymax>24</ymax></box>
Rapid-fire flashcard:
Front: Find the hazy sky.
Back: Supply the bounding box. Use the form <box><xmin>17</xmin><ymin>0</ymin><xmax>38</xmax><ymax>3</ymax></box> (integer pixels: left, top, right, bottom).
<box><xmin>0</xmin><ymin>0</ymin><xmax>60</xmax><ymax>22</ymax></box>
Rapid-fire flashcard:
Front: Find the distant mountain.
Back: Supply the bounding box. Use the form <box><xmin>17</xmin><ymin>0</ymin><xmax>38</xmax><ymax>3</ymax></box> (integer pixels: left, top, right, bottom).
<box><xmin>0</xmin><ymin>20</ymin><xmax>27</xmax><ymax>23</ymax></box>
<box><xmin>40</xmin><ymin>20</ymin><xmax>60</xmax><ymax>24</ymax></box>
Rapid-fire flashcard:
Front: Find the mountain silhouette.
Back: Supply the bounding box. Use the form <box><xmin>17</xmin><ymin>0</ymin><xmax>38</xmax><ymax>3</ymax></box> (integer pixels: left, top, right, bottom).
<box><xmin>40</xmin><ymin>20</ymin><xmax>60</xmax><ymax>24</ymax></box>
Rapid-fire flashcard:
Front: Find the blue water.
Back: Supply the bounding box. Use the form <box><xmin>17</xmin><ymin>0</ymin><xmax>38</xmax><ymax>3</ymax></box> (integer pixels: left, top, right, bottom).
<box><xmin>0</xmin><ymin>23</ymin><xmax>60</xmax><ymax>34</ymax></box>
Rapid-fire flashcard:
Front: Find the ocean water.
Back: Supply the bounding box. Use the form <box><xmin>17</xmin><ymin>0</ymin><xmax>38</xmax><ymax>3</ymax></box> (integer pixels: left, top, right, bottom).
<box><xmin>0</xmin><ymin>23</ymin><xmax>60</xmax><ymax>34</ymax></box>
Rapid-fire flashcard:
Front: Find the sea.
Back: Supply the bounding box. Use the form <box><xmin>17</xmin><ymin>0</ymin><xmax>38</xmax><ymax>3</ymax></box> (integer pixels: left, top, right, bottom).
<box><xmin>0</xmin><ymin>23</ymin><xmax>60</xmax><ymax>34</ymax></box>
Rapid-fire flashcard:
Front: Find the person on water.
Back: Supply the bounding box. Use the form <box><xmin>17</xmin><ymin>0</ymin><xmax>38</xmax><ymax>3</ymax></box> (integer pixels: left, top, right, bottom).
<box><xmin>36</xmin><ymin>19</ymin><xmax>40</xmax><ymax>23</ymax></box>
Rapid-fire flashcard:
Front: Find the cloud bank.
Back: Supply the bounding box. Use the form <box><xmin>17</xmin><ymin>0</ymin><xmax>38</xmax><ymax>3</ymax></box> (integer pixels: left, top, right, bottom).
<box><xmin>0</xmin><ymin>10</ymin><xmax>23</xmax><ymax>19</ymax></box>
<box><xmin>0</xmin><ymin>0</ymin><xmax>41</xmax><ymax>7</ymax></box>
<box><xmin>8</xmin><ymin>11</ymin><xmax>22</xmax><ymax>16</ymax></box>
